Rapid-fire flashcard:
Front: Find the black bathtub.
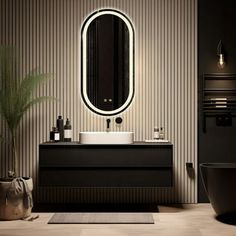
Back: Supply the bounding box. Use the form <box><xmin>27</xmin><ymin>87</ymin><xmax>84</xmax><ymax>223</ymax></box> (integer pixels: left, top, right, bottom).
<box><xmin>200</xmin><ymin>163</ymin><xmax>236</xmax><ymax>216</ymax></box>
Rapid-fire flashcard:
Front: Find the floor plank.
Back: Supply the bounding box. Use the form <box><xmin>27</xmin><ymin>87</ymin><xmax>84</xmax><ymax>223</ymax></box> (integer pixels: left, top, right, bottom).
<box><xmin>0</xmin><ymin>204</ymin><xmax>236</xmax><ymax>236</ymax></box>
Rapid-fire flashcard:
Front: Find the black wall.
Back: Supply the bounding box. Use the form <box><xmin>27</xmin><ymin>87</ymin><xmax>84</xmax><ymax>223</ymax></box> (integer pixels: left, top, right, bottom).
<box><xmin>198</xmin><ymin>0</ymin><xmax>236</xmax><ymax>202</ymax></box>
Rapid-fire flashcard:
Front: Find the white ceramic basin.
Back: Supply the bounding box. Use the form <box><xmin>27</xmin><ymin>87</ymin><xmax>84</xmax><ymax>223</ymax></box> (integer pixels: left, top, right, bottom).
<box><xmin>79</xmin><ymin>131</ymin><xmax>134</xmax><ymax>144</ymax></box>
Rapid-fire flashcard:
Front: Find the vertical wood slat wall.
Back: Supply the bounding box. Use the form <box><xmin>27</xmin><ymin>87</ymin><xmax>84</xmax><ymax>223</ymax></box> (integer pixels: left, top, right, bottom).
<box><xmin>0</xmin><ymin>0</ymin><xmax>197</xmax><ymax>203</ymax></box>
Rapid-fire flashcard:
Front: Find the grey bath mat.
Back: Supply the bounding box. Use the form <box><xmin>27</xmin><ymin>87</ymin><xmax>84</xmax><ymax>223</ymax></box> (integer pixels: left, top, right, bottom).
<box><xmin>48</xmin><ymin>213</ymin><xmax>154</xmax><ymax>224</ymax></box>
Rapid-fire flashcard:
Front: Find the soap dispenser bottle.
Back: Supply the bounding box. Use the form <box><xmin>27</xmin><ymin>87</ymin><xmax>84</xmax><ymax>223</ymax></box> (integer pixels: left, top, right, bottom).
<box><xmin>64</xmin><ymin>118</ymin><xmax>72</xmax><ymax>142</ymax></box>
<box><xmin>56</xmin><ymin>115</ymin><xmax>64</xmax><ymax>142</ymax></box>
<box><xmin>50</xmin><ymin>127</ymin><xmax>60</xmax><ymax>142</ymax></box>
<box><xmin>159</xmin><ymin>127</ymin><xmax>165</xmax><ymax>140</ymax></box>
<box><xmin>153</xmin><ymin>127</ymin><xmax>159</xmax><ymax>140</ymax></box>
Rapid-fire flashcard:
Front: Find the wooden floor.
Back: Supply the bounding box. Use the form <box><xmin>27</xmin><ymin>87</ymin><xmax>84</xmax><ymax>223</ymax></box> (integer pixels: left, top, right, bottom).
<box><xmin>1</xmin><ymin>204</ymin><xmax>236</xmax><ymax>236</ymax></box>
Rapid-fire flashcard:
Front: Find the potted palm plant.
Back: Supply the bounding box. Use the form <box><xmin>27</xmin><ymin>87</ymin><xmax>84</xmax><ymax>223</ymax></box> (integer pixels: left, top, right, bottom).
<box><xmin>0</xmin><ymin>47</ymin><xmax>55</xmax><ymax>220</ymax></box>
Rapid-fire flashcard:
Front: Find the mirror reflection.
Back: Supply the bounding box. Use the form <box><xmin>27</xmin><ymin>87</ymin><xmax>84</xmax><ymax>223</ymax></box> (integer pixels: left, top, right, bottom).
<box><xmin>81</xmin><ymin>9</ymin><xmax>134</xmax><ymax>116</ymax></box>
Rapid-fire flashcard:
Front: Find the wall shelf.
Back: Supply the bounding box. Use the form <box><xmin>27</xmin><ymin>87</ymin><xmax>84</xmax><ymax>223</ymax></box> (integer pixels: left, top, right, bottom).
<box><xmin>202</xmin><ymin>73</ymin><xmax>236</xmax><ymax>132</ymax></box>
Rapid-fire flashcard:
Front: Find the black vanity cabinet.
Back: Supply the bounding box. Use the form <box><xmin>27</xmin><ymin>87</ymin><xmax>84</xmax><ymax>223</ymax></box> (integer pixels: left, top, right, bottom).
<box><xmin>39</xmin><ymin>142</ymin><xmax>173</xmax><ymax>188</ymax></box>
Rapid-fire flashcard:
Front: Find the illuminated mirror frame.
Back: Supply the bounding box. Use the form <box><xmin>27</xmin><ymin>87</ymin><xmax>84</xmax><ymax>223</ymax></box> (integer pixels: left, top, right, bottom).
<box><xmin>81</xmin><ymin>9</ymin><xmax>134</xmax><ymax>116</ymax></box>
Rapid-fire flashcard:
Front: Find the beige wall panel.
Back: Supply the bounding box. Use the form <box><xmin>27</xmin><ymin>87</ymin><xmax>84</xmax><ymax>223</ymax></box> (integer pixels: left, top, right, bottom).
<box><xmin>0</xmin><ymin>0</ymin><xmax>197</xmax><ymax>203</ymax></box>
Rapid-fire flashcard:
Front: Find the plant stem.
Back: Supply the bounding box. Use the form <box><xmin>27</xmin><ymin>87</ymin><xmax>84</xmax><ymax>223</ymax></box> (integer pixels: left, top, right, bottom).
<box><xmin>11</xmin><ymin>133</ymin><xmax>18</xmax><ymax>177</ymax></box>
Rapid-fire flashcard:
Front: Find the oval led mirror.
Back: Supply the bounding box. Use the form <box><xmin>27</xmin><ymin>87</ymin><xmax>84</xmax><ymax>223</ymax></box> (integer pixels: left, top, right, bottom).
<box><xmin>81</xmin><ymin>9</ymin><xmax>134</xmax><ymax>116</ymax></box>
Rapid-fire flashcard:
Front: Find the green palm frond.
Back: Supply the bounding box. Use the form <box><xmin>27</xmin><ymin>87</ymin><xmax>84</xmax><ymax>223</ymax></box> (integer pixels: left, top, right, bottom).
<box><xmin>23</xmin><ymin>96</ymin><xmax>58</xmax><ymax>112</ymax></box>
<box><xmin>0</xmin><ymin>46</ymin><xmax>57</xmax><ymax>176</ymax></box>
<box><xmin>0</xmin><ymin>47</ymin><xmax>55</xmax><ymax>132</ymax></box>
<box><xmin>17</xmin><ymin>72</ymin><xmax>52</xmax><ymax>108</ymax></box>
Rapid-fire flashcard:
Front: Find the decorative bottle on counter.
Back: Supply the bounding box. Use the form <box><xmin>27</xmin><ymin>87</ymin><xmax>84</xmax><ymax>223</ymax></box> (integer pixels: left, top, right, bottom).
<box><xmin>64</xmin><ymin>118</ymin><xmax>72</xmax><ymax>142</ymax></box>
<box><xmin>50</xmin><ymin>127</ymin><xmax>60</xmax><ymax>142</ymax></box>
<box><xmin>153</xmin><ymin>127</ymin><xmax>159</xmax><ymax>140</ymax></box>
<box><xmin>159</xmin><ymin>127</ymin><xmax>165</xmax><ymax>140</ymax></box>
<box><xmin>56</xmin><ymin>115</ymin><xmax>64</xmax><ymax>142</ymax></box>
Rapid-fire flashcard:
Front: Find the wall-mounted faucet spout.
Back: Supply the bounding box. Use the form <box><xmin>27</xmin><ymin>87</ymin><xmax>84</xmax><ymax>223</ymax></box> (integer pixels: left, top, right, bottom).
<box><xmin>106</xmin><ymin>119</ymin><xmax>111</xmax><ymax>131</ymax></box>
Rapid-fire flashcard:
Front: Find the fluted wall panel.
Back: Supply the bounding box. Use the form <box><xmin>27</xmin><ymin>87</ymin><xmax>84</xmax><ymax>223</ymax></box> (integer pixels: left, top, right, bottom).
<box><xmin>0</xmin><ymin>0</ymin><xmax>197</xmax><ymax>203</ymax></box>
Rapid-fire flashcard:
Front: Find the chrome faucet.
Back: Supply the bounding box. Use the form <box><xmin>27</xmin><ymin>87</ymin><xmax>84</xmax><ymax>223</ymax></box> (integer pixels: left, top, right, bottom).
<box><xmin>106</xmin><ymin>118</ymin><xmax>111</xmax><ymax>132</ymax></box>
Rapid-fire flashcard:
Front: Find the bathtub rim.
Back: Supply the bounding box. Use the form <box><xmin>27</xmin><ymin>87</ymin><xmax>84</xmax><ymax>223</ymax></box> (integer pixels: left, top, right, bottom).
<box><xmin>200</xmin><ymin>163</ymin><xmax>236</xmax><ymax>168</ymax></box>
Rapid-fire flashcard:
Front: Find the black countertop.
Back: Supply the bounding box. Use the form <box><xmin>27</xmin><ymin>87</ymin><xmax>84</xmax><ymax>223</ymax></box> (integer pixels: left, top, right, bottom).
<box><xmin>40</xmin><ymin>141</ymin><xmax>172</xmax><ymax>146</ymax></box>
